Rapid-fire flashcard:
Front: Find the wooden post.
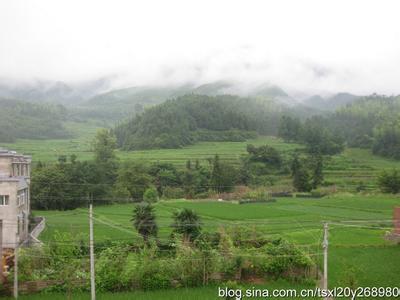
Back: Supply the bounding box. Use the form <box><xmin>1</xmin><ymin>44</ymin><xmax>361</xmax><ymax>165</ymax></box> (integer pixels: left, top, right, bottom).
<box><xmin>0</xmin><ymin>220</ymin><xmax>3</xmax><ymax>283</ymax></box>
<box><xmin>322</xmin><ymin>223</ymin><xmax>329</xmax><ymax>299</ymax></box>
<box><xmin>14</xmin><ymin>233</ymin><xmax>18</xmax><ymax>299</ymax></box>
<box><xmin>89</xmin><ymin>203</ymin><xmax>96</xmax><ymax>300</ymax></box>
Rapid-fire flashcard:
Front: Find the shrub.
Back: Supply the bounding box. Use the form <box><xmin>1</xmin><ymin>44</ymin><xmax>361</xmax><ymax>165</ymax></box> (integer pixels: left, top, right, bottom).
<box><xmin>378</xmin><ymin>169</ymin><xmax>400</xmax><ymax>193</ymax></box>
<box><xmin>143</xmin><ymin>187</ymin><xmax>159</xmax><ymax>203</ymax></box>
<box><xmin>96</xmin><ymin>246</ymin><xmax>129</xmax><ymax>291</ymax></box>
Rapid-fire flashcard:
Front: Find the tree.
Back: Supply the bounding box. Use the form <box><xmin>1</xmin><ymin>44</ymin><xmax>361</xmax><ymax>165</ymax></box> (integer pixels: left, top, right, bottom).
<box><xmin>372</xmin><ymin>125</ymin><xmax>400</xmax><ymax>160</ymax></box>
<box><xmin>301</xmin><ymin>117</ymin><xmax>344</xmax><ymax>155</ymax></box>
<box><xmin>290</xmin><ymin>154</ymin><xmax>301</xmax><ymax>177</ymax></box>
<box><xmin>210</xmin><ymin>155</ymin><xmax>237</xmax><ymax>193</ymax></box>
<box><xmin>293</xmin><ymin>167</ymin><xmax>312</xmax><ymax>192</ymax></box>
<box><xmin>278</xmin><ymin>116</ymin><xmax>302</xmax><ymax>142</ymax></box>
<box><xmin>92</xmin><ymin>129</ymin><xmax>117</xmax><ymax>163</ymax></box>
<box><xmin>246</xmin><ymin>144</ymin><xmax>282</xmax><ymax>168</ymax></box>
<box><xmin>116</xmin><ymin>162</ymin><xmax>152</xmax><ymax>201</ymax></box>
<box><xmin>211</xmin><ymin>155</ymin><xmax>223</xmax><ymax>192</ymax></box>
<box><xmin>92</xmin><ymin>129</ymin><xmax>118</xmax><ymax>187</ymax></box>
<box><xmin>378</xmin><ymin>169</ymin><xmax>400</xmax><ymax>193</ymax></box>
<box><xmin>172</xmin><ymin>208</ymin><xmax>202</xmax><ymax>241</ymax></box>
<box><xmin>143</xmin><ymin>187</ymin><xmax>159</xmax><ymax>203</ymax></box>
<box><xmin>149</xmin><ymin>162</ymin><xmax>182</xmax><ymax>194</ymax></box>
<box><xmin>311</xmin><ymin>155</ymin><xmax>324</xmax><ymax>189</ymax></box>
<box><xmin>132</xmin><ymin>203</ymin><xmax>158</xmax><ymax>243</ymax></box>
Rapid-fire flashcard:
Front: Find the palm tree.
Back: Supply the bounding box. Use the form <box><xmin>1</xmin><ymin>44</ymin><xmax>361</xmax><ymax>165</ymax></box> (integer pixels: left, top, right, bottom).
<box><xmin>132</xmin><ymin>203</ymin><xmax>158</xmax><ymax>243</ymax></box>
<box><xmin>172</xmin><ymin>208</ymin><xmax>202</xmax><ymax>241</ymax></box>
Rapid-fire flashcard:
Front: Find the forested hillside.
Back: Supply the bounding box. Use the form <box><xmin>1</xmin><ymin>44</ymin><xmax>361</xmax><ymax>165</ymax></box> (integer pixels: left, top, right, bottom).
<box><xmin>113</xmin><ymin>94</ymin><xmax>289</xmax><ymax>150</ymax></box>
<box><xmin>328</xmin><ymin>95</ymin><xmax>400</xmax><ymax>158</ymax></box>
<box><xmin>0</xmin><ymin>98</ymin><xmax>70</xmax><ymax>142</ymax></box>
<box><xmin>279</xmin><ymin>94</ymin><xmax>400</xmax><ymax>159</ymax></box>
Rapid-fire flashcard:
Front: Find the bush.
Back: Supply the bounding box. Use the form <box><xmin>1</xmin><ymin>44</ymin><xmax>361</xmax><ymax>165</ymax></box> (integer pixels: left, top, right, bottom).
<box><xmin>136</xmin><ymin>259</ymin><xmax>174</xmax><ymax>290</ymax></box>
<box><xmin>143</xmin><ymin>187</ymin><xmax>159</xmax><ymax>203</ymax></box>
<box><xmin>378</xmin><ymin>169</ymin><xmax>400</xmax><ymax>194</ymax></box>
<box><xmin>96</xmin><ymin>246</ymin><xmax>129</xmax><ymax>291</ymax></box>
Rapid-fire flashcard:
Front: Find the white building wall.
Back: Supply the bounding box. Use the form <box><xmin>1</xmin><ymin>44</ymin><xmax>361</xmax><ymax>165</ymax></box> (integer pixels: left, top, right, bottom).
<box><xmin>0</xmin><ymin>181</ymin><xmax>19</xmax><ymax>248</ymax></box>
<box><xmin>0</xmin><ymin>151</ymin><xmax>31</xmax><ymax>249</ymax></box>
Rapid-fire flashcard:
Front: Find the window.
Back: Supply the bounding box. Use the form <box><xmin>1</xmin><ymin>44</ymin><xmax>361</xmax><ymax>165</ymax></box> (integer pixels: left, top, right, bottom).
<box><xmin>0</xmin><ymin>195</ymin><xmax>9</xmax><ymax>206</ymax></box>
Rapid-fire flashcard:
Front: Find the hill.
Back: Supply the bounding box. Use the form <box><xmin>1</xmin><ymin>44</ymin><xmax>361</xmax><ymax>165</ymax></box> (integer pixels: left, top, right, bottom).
<box><xmin>78</xmin><ymin>84</ymin><xmax>193</xmax><ymax>121</ymax></box>
<box><xmin>113</xmin><ymin>94</ymin><xmax>288</xmax><ymax>150</ymax></box>
<box><xmin>303</xmin><ymin>92</ymin><xmax>359</xmax><ymax>111</ymax></box>
<box><xmin>0</xmin><ymin>98</ymin><xmax>71</xmax><ymax>142</ymax></box>
<box><xmin>77</xmin><ymin>81</ymin><xmax>301</xmax><ymax>122</ymax></box>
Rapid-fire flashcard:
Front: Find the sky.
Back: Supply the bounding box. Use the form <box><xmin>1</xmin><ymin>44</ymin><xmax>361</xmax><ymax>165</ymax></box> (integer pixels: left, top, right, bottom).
<box><xmin>1</xmin><ymin>0</ymin><xmax>400</xmax><ymax>95</ymax></box>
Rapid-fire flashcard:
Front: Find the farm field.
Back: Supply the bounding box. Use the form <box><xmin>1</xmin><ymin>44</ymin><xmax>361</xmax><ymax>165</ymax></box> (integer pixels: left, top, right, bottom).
<box><xmin>35</xmin><ymin>193</ymin><xmax>400</xmax><ymax>289</ymax></box>
<box><xmin>0</xmin><ymin>122</ymin><xmax>297</xmax><ymax>165</ymax></box>
<box><xmin>3</xmin><ymin>122</ymin><xmax>400</xmax><ymax>193</ymax></box>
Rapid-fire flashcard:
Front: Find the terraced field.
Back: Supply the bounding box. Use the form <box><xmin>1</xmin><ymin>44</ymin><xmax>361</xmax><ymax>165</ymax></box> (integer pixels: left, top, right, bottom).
<box><xmin>3</xmin><ymin>122</ymin><xmax>400</xmax><ymax>192</ymax></box>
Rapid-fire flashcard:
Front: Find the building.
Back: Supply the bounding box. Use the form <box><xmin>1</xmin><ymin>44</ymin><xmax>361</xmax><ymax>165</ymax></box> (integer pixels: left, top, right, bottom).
<box><xmin>0</xmin><ymin>149</ymin><xmax>31</xmax><ymax>249</ymax></box>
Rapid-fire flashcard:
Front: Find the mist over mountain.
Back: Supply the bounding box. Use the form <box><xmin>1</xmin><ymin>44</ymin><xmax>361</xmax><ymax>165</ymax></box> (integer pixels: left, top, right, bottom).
<box><xmin>303</xmin><ymin>93</ymin><xmax>359</xmax><ymax>111</ymax></box>
<box><xmin>0</xmin><ymin>76</ymin><xmax>362</xmax><ymax>120</ymax></box>
<box><xmin>0</xmin><ymin>77</ymin><xmax>113</xmax><ymax>105</ymax></box>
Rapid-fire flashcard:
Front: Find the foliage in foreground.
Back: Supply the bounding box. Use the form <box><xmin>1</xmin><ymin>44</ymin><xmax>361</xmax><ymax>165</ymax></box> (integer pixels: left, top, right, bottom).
<box><xmin>16</xmin><ymin>229</ymin><xmax>313</xmax><ymax>294</ymax></box>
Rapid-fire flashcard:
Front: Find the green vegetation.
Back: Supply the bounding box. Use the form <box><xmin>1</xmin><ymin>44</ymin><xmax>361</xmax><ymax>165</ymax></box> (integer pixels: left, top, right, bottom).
<box><xmin>327</xmin><ymin>95</ymin><xmax>400</xmax><ymax>159</ymax></box>
<box><xmin>378</xmin><ymin>169</ymin><xmax>400</xmax><ymax>193</ymax></box>
<box><xmin>0</xmin><ymin>98</ymin><xmax>70</xmax><ymax>142</ymax></box>
<box><xmin>278</xmin><ymin>116</ymin><xmax>344</xmax><ymax>155</ymax></box>
<box><xmin>10</xmin><ymin>281</ymin><xmax>317</xmax><ymax>300</ymax></box>
<box><xmin>113</xmin><ymin>94</ymin><xmax>286</xmax><ymax>150</ymax></box>
<box><xmin>132</xmin><ymin>203</ymin><xmax>158</xmax><ymax>242</ymax></box>
<box><xmin>171</xmin><ymin>208</ymin><xmax>202</xmax><ymax>241</ymax></box>
<box><xmin>32</xmin><ymin>193</ymin><xmax>400</xmax><ymax>293</ymax></box>
<box><xmin>2</xmin><ymin>90</ymin><xmax>400</xmax><ymax>299</ymax></box>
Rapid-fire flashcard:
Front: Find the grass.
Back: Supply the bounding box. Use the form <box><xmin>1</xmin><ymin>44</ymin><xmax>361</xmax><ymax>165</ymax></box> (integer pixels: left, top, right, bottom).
<box><xmin>13</xmin><ymin>281</ymin><xmax>317</xmax><ymax>300</ymax></box>
<box><xmin>4</xmin><ymin>123</ymin><xmax>400</xmax><ymax>298</ymax></box>
<box><xmin>0</xmin><ymin>121</ymin><xmax>297</xmax><ymax>166</ymax></box>
<box><xmin>3</xmin><ymin>121</ymin><xmax>400</xmax><ymax>192</ymax></box>
<box><xmin>0</xmin><ymin>121</ymin><xmax>100</xmax><ymax>162</ymax></box>
<box><xmin>34</xmin><ymin>193</ymin><xmax>400</xmax><ymax>291</ymax></box>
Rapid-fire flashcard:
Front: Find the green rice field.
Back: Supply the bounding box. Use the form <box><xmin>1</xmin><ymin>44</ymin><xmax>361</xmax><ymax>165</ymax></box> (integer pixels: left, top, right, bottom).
<box><xmin>35</xmin><ymin>193</ymin><xmax>400</xmax><ymax>291</ymax></box>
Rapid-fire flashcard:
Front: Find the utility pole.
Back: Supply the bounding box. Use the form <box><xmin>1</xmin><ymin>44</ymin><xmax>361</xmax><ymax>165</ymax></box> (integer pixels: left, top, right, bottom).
<box><xmin>322</xmin><ymin>222</ymin><xmax>329</xmax><ymax>299</ymax></box>
<box><xmin>14</xmin><ymin>233</ymin><xmax>19</xmax><ymax>299</ymax></box>
<box><xmin>0</xmin><ymin>220</ymin><xmax>3</xmax><ymax>283</ymax></box>
<box><xmin>89</xmin><ymin>202</ymin><xmax>96</xmax><ymax>300</ymax></box>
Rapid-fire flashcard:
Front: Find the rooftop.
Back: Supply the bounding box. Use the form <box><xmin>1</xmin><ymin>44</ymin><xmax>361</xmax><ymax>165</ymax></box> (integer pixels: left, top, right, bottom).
<box><xmin>0</xmin><ymin>148</ymin><xmax>31</xmax><ymax>162</ymax></box>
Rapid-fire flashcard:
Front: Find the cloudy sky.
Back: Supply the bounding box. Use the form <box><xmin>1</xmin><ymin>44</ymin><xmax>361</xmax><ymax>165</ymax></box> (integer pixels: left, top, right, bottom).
<box><xmin>1</xmin><ymin>0</ymin><xmax>399</xmax><ymax>95</ymax></box>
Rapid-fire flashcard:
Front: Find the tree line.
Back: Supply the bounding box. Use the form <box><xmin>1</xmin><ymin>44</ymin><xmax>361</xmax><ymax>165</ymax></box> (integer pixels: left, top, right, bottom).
<box><xmin>31</xmin><ymin>130</ymin><xmax>330</xmax><ymax>211</ymax></box>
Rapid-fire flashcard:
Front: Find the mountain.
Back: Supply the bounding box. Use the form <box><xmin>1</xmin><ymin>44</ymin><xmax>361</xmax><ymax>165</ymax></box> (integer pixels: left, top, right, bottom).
<box><xmin>0</xmin><ymin>77</ymin><xmax>112</xmax><ymax>105</ymax></box>
<box><xmin>81</xmin><ymin>81</ymin><xmax>300</xmax><ymax>122</ymax></box>
<box><xmin>192</xmin><ymin>81</ymin><xmax>298</xmax><ymax>106</ymax></box>
<box><xmin>78</xmin><ymin>84</ymin><xmax>194</xmax><ymax>121</ymax></box>
<box><xmin>303</xmin><ymin>93</ymin><xmax>359</xmax><ymax>111</ymax></box>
